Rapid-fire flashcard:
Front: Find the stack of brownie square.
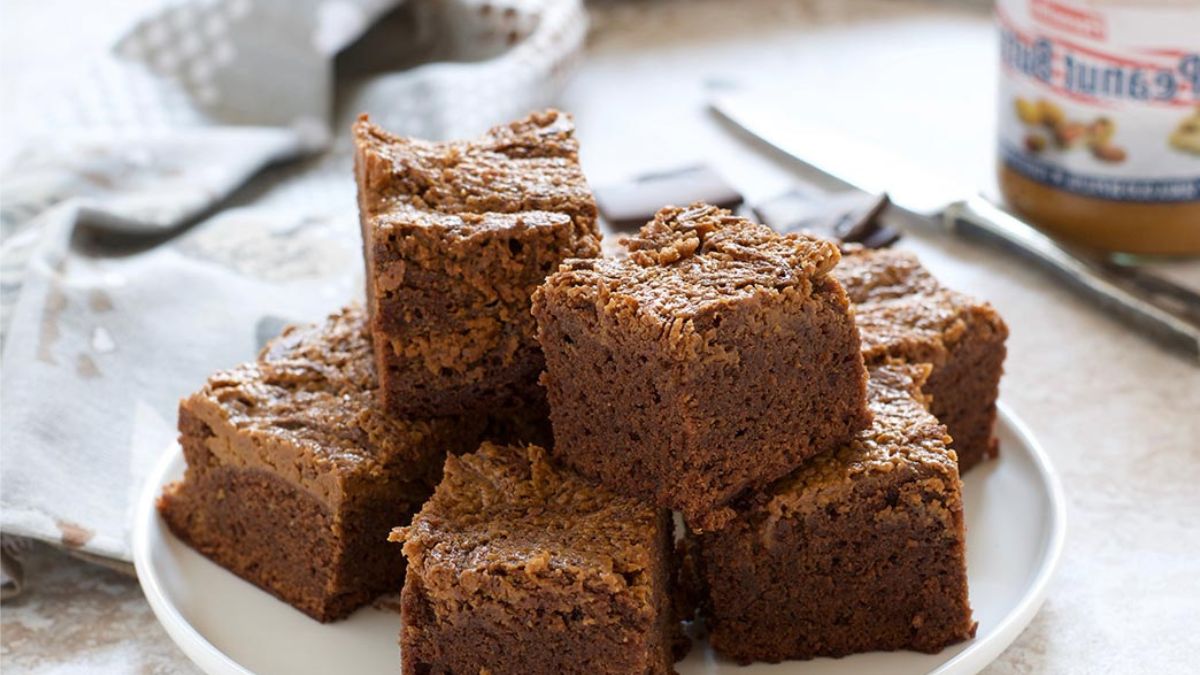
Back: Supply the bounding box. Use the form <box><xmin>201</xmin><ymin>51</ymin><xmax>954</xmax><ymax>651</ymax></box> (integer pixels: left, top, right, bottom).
<box><xmin>528</xmin><ymin>203</ymin><xmax>993</xmax><ymax>665</ymax></box>
<box><xmin>159</xmin><ymin>109</ymin><xmax>604</xmax><ymax>623</ymax></box>
<box><xmin>159</xmin><ymin>109</ymin><xmax>1007</xmax><ymax>673</ymax></box>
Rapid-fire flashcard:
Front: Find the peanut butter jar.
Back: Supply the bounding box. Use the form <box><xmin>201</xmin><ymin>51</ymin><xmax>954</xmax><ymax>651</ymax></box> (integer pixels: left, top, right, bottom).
<box><xmin>996</xmin><ymin>0</ymin><xmax>1200</xmax><ymax>256</ymax></box>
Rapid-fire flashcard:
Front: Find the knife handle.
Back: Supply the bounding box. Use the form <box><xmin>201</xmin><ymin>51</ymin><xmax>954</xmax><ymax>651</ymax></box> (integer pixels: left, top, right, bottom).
<box><xmin>943</xmin><ymin>196</ymin><xmax>1200</xmax><ymax>363</ymax></box>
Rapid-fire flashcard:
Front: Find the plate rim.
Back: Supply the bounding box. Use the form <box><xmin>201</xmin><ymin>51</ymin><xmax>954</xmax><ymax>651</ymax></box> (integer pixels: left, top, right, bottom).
<box><xmin>132</xmin><ymin>446</ymin><xmax>253</xmax><ymax>675</ymax></box>
<box><xmin>928</xmin><ymin>401</ymin><xmax>1067</xmax><ymax>675</ymax></box>
<box><xmin>132</xmin><ymin>402</ymin><xmax>1067</xmax><ymax>675</ymax></box>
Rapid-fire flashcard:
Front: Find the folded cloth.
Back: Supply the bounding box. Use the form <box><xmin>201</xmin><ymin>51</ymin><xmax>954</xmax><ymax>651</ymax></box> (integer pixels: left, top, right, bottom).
<box><xmin>0</xmin><ymin>0</ymin><xmax>588</xmax><ymax>572</ymax></box>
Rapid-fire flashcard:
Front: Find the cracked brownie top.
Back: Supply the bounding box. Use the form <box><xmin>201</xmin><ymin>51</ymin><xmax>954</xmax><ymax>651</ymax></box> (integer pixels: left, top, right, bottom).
<box><xmin>353</xmin><ymin>109</ymin><xmax>597</xmax><ymax>229</ymax></box>
<box><xmin>393</xmin><ymin>442</ymin><xmax>661</xmax><ymax>599</ymax></box>
<box><xmin>183</xmin><ymin>306</ymin><xmax>466</xmax><ymax>489</ymax></box>
<box><xmin>536</xmin><ymin>203</ymin><xmax>843</xmax><ymax>335</ymax></box>
<box><xmin>835</xmin><ymin>248</ymin><xmax>1008</xmax><ymax>364</ymax></box>
<box><xmin>758</xmin><ymin>363</ymin><xmax>957</xmax><ymax>514</ymax></box>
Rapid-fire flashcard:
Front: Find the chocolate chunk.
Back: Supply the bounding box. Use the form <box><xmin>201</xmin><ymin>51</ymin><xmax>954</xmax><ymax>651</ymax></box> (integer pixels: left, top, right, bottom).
<box><xmin>753</xmin><ymin>188</ymin><xmax>899</xmax><ymax>248</ymax></box>
<box><xmin>752</xmin><ymin>184</ymin><xmax>826</xmax><ymax>233</ymax></box>
<box><xmin>858</xmin><ymin>225</ymin><xmax>902</xmax><ymax>250</ymax></box>
<box><xmin>595</xmin><ymin>165</ymin><xmax>743</xmax><ymax>231</ymax></box>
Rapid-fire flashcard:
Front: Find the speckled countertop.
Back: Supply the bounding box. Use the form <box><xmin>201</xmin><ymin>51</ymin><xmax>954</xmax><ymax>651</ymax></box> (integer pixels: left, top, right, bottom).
<box><xmin>3</xmin><ymin>1</ymin><xmax>1199</xmax><ymax>673</ymax></box>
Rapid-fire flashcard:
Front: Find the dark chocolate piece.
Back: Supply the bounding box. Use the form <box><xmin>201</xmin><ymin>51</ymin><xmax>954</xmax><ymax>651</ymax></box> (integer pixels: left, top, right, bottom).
<box><xmin>595</xmin><ymin>165</ymin><xmax>744</xmax><ymax>231</ymax></box>
<box><xmin>753</xmin><ymin>188</ymin><xmax>899</xmax><ymax>247</ymax></box>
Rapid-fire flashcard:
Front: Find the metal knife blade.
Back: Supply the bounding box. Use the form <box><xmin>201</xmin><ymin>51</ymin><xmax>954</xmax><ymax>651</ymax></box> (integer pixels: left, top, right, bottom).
<box><xmin>711</xmin><ymin>91</ymin><xmax>1200</xmax><ymax>363</ymax></box>
<box><xmin>711</xmin><ymin>92</ymin><xmax>965</xmax><ymax>217</ymax></box>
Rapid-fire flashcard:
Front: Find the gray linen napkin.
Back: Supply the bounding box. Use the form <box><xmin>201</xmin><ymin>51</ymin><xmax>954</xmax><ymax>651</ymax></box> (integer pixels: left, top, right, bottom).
<box><xmin>0</xmin><ymin>0</ymin><xmax>588</xmax><ymax>580</ymax></box>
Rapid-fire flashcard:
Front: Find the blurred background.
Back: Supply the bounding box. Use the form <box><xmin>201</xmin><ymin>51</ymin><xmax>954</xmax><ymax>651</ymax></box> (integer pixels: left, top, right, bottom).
<box><xmin>2</xmin><ymin>0</ymin><xmax>1198</xmax><ymax>673</ymax></box>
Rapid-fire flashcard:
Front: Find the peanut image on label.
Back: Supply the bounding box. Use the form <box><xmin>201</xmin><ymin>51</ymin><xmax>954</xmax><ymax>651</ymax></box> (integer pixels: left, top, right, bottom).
<box><xmin>1013</xmin><ymin>98</ymin><xmax>1127</xmax><ymax>164</ymax></box>
<box><xmin>1091</xmin><ymin>144</ymin><xmax>1126</xmax><ymax>163</ymax></box>
<box><xmin>1168</xmin><ymin>109</ymin><xmax>1200</xmax><ymax>156</ymax></box>
<box><xmin>1053</xmin><ymin>121</ymin><xmax>1086</xmax><ymax>149</ymax></box>
<box><xmin>1086</xmin><ymin>118</ymin><xmax>1115</xmax><ymax>148</ymax></box>
<box><xmin>1015</xmin><ymin>98</ymin><xmax>1041</xmax><ymax>125</ymax></box>
<box><xmin>1037</xmin><ymin>99</ymin><xmax>1065</xmax><ymax>128</ymax></box>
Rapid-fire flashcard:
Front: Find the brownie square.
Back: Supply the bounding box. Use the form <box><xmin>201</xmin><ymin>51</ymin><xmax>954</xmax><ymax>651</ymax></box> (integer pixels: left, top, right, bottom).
<box><xmin>353</xmin><ymin>110</ymin><xmax>602</xmax><ymax>417</ymax></box>
<box><xmin>690</xmin><ymin>364</ymin><xmax>976</xmax><ymax>663</ymax></box>
<box><xmin>532</xmin><ymin>203</ymin><xmax>871</xmax><ymax>530</ymax></box>
<box><xmin>835</xmin><ymin>247</ymin><xmax>1008</xmax><ymax>471</ymax></box>
<box><xmin>392</xmin><ymin>443</ymin><xmax>681</xmax><ymax>675</ymax></box>
<box><xmin>158</xmin><ymin>306</ymin><xmax>486</xmax><ymax>622</ymax></box>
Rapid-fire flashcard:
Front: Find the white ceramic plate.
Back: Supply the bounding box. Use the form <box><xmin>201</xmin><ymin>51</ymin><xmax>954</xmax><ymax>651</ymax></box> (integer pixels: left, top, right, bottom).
<box><xmin>133</xmin><ymin>403</ymin><xmax>1065</xmax><ymax>675</ymax></box>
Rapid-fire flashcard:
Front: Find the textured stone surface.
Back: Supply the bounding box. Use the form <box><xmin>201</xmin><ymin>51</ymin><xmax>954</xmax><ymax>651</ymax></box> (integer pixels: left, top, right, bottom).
<box><xmin>0</xmin><ymin>542</ymin><xmax>199</xmax><ymax>675</ymax></box>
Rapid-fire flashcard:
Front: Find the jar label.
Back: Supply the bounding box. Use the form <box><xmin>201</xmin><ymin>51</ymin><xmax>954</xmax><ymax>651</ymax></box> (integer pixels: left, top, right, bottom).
<box><xmin>997</xmin><ymin>0</ymin><xmax>1200</xmax><ymax>202</ymax></box>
